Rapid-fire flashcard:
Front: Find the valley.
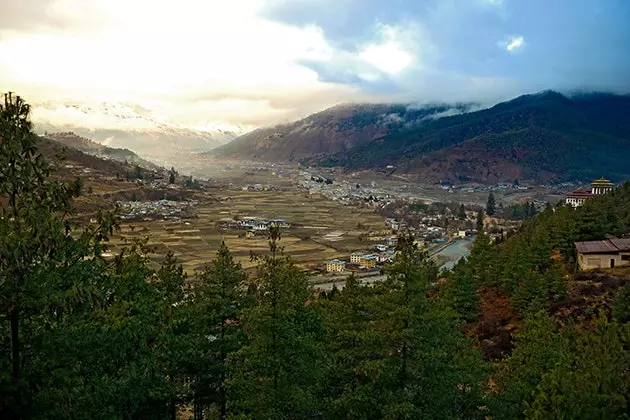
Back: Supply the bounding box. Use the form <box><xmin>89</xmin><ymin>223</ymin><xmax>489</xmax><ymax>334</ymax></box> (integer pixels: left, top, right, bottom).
<box><xmin>66</xmin><ymin>151</ymin><xmax>565</xmax><ymax>283</ymax></box>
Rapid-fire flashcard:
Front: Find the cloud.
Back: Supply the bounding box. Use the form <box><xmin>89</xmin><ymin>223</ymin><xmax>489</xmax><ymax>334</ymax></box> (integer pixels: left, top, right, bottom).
<box><xmin>500</xmin><ymin>35</ymin><xmax>526</xmax><ymax>53</ymax></box>
<box><xmin>358</xmin><ymin>24</ymin><xmax>415</xmax><ymax>75</ymax></box>
<box><xmin>1</xmin><ymin>0</ymin><xmax>629</xmax><ymax>133</ymax></box>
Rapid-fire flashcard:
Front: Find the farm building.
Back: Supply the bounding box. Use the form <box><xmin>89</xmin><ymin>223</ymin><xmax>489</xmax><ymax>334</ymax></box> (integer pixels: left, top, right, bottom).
<box><xmin>575</xmin><ymin>239</ymin><xmax>630</xmax><ymax>270</ymax></box>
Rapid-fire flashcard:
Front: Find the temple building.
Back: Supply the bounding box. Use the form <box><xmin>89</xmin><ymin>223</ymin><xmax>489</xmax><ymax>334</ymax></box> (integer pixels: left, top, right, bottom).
<box><xmin>565</xmin><ymin>177</ymin><xmax>614</xmax><ymax>208</ymax></box>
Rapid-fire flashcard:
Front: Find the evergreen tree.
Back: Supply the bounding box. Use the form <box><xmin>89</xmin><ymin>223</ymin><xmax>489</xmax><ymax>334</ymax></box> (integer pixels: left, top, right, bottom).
<box><xmin>524</xmin><ymin>315</ymin><xmax>630</xmax><ymax>419</ymax></box>
<box><xmin>169</xmin><ymin>167</ymin><xmax>176</xmax><ymax>184</ymax></box>
<box><xmin>0</xmin><ymin>93</ymin><xmax>83</xmax><ymax>417</ymax></box>
<box><xmin>614</xmin><ymin>285</ymin><xmax>630</xmax><ymax>323</ymax></box>
<box><xmin>318</xmin><ymin>275</ymin><xmax>386</xmax><ymax>420</ymax></box>
<box><xmin>229</xmin><ymin>227</ymin><xmax>323</xmax><ymax>419</ymax></box>
<box><xmin>443</xmin><ymin>259</ymin><xmax>478</xmax><ymax>322</ymax></box>
<box><xmin>467</xmin><ymin>232</ymin><xmax>499</xmax><ymax>288</ymax></box>
<box><xmin>193</xmin><ymin>243</ymin><xmax>246</xmax><ymax>419</ymax></box>
<box><xmin>458</xmin><ymin>204</ymin><xmax>467</xmax><ymax>220</ymax></box>
<box><xmin>476</xmin><ymin>210</ymin><xmax>485</xmax><ymax>232</ymax></box>
<box><xmin>486</xmin><ymin>192</ymin><xmax>496</xmax><ymax>217</ymax></box>
<box><xmin>492</xmin><ymin>312</ymin><xmax>569</xmax><ymax>419</ymax></box>
<box><xmin>375</xmin><ymin>234</ymin><xmax>488</xmax><ymax>418</ymax></box>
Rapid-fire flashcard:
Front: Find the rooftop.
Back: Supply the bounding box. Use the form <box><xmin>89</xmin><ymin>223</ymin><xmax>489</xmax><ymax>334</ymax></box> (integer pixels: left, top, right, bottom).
<box><xmin>575</xmin><ymin>239</ymin><xmax>630</xmax><ymax>254</ymax></box>
<box><xmin>567</xmin><ymin>190</ymin><xmax>594</xmax><ymax>197</ymax></box>
<box><xmin>591</xmin><ymin>177</ymin><xmax>613</xmax><ymax>185</ymax></box>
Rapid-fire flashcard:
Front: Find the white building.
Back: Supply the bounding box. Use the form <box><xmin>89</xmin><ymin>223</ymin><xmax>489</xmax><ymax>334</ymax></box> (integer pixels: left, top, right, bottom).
<box><xmin>565</xmin><ymin>177</ymin><xmax>614</xmax><ymax>208</ymax></box>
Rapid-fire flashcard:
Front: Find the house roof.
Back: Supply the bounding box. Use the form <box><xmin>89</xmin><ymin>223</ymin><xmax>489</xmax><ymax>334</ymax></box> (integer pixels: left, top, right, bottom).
<box><xmin>575</xmin><ymin>239</ymin><xmax>628</xmax><ymax>254</ymax></box>
<box><xmin>609</xmin><ymin>238</ymin><xmax>630</xmax><ymax>251</ymax></box>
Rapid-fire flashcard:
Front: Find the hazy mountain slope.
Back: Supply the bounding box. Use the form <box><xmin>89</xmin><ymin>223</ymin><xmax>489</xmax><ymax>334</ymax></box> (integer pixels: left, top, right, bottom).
<box><xmin>44</xmin><ymin>132</ymin><xmax>159</xmax><ymax>170</ymax></box>
<box><xmin>213</xmin><ymin>103</ymin><xmax>473</xmax><ymax>161</ymax></box>
<box><xmin>36</xmin><ymin>136</ymin><xmax>154</xmax><ymax>178</ymax></box>
<box><xmin>33</xmin><ymin>101</ymin><xmax>239</xmax><ymax>160</ymax></box>
<box><xmin>314</xmin><ymin>91</ymin><xmax>630</xmax><ymax>182</ymax></box>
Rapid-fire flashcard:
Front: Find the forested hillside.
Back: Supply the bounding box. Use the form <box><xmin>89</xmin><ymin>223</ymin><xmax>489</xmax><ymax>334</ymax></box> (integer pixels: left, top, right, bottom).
<box><xmin>2</xmin><ymin>93</ymin><xmax>629</xmax><ymax>419</ymax></box>
<box><xmin>315</xmin><ymin>91</ymin><xmax>630</xmax><ymax>183</ymax></box>
<box><xmin>212</xmin><ymin>103</ymin><xmax>471</xmax><ymax>161</ymax></box>
<box><xmin>43</xmin><ymin>131</ymin><xmax>159</xmax><ymax>170</ymax></box>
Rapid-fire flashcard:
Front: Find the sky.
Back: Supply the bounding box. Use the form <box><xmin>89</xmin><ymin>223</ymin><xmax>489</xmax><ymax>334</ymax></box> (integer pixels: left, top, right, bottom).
<box><xmin>1</xmin><ymin>0</ymin><xmax>629</xmax><ymax>132</ymax></box>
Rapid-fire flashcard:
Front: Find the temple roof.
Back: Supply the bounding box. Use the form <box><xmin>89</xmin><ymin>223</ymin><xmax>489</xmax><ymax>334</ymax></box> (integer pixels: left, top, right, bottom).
<box><xmin>591</xmin><ymin>177</ymin><xmax>613</xmax><ymax>185</ymax></box>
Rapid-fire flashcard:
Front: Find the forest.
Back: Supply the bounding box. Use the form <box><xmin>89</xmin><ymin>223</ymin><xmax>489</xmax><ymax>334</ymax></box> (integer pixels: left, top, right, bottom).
<box><xmin>314</xmin><ymin>91</ymin><xmax>630</xmax><ymax>182</ymax></box>
<box><xmin>1</xmin><ymin>93</ymin><xmax>629</xmax><ymax>419</ymax></box>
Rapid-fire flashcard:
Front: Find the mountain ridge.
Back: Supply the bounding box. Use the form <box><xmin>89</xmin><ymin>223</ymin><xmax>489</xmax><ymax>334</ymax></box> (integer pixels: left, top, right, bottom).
<box><xmin>212</xmin><ymin>102</ymin><xmax>475</xmax><ymax>161</ymax></box>
<box><xmin>32</xmin><ymin>101</ymin><xmax>239</xmax><ymax>160</ymax></box>
<box><xmin>314</xmin><ymin>91</ymin><xmax>630</xmax><ymax>182</ymax></box>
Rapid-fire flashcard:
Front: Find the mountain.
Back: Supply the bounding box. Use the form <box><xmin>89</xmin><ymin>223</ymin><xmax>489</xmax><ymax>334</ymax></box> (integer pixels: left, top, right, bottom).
<box><xmin>312</xmin><ymin>91</ymin><xmax>630</xmax><ymax>183</ymax></box>
<box><xmin>212</xmin><ymin>103</ymin><xmax>474</xmax><ymax>161</ymax></box>
<box><xmin>36</xmin><ymin>136</ymin><xmax>156</xmax><ymax>180</ymax></box>
<box><xmin>44</xmin><ymin>132</ymin><xmax>159</xmax><ymax>170</ymax></box>
<box><xmin>32</xmin><ymin>101</ymin><xmax>240</xmax><ymax>160</ymax></box>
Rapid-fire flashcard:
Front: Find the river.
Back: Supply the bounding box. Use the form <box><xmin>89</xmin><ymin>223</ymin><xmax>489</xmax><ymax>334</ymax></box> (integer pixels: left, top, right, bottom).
<box><xmin>434</xmin><ymin>238</ymin><xmax>474</xmax><ymax>270</ymax></box>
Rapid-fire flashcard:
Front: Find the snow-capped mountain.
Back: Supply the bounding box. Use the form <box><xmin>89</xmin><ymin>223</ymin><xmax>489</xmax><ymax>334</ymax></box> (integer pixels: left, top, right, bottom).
<box><xmin>31</xmin><ymin>101</ymin><xmax>241</xmax><ymax>160</ymax></box>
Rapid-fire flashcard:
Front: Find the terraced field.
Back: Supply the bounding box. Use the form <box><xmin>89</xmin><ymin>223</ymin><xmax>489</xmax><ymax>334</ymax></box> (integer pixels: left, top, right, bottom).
<box><xmin>106</xmin><ymin>188</ymin><xmax>387</xmax><ymax>274</ymax></box>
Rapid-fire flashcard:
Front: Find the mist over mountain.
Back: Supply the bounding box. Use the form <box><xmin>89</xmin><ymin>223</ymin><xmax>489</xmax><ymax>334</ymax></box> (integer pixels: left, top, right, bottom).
<box><xmin>212</xmin><ymin>102</ymin><xmax>476</xmax><ymax>161</ymax></box>
<box><xmin>32</xmin><ymin>101</ymin><xmax>240</xmax><ymax>161</ymax></box>
<box><xmin>216</xmin><ymin>90</ymin><xmax>630</xmax><ymax>183</ymax></box>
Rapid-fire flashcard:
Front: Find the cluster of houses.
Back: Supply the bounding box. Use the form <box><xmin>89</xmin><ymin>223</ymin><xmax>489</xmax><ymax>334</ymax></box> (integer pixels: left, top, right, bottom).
<box><xmin>438</xmin><ymin>183</ymin><xmax>529</xmax><ymax>194</ymax></box>
<box><xmin>299</xmin><ymin>172</ymin><xmax>398</xmax><ymax>206</ymax></box>
<box><xmin>326</xmin><ymin>245</ymin><xmax>397</xmax><ymax>273</ymax></box>
<box><xmin>241</xmin><ymin>184</ymin><xmax>275</xmax><ymax>192</ymax></box>
<box><xmin>118</xmin><ymin>199</ymin><xmax>197</xmax><ymax>221</ymax></box>
<box><xmin>217</xmin><ymin>217</ymin><xmax>291</xmax><ymax>236</ymax></box>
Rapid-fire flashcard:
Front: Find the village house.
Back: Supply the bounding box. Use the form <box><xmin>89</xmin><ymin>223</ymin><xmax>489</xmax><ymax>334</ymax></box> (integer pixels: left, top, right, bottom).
<box><xmin>575</xmin><ymin>238</ymin><xmax>630</xmax><ymax>270</ymax></box>
<box><xmin>350</xmin><ymin>252</ymin><xmax>364</xmax><ymax>264</ymax></box>
<box><xmin>565</xmin><ymin>177</ymin><xmax>614</xmax><ymax>208</ymax></box>
<box><xmin>326</xmin><ymin>259</ymin><xmax>346</xmax><ymax>273</ymax></box>
<box><xmin>386</xmin><ymin>236</ymin><xmax>398</xmax><ymax>247</ymax></box>
<box><xmin>349</xmin><ymin>252</ymin><xmax>379</xmax><ymax>268</ymax></box>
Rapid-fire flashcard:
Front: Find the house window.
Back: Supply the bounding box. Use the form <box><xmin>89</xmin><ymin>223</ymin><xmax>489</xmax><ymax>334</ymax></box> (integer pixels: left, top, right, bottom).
<box><xmin>622</xmin><ymin>255</ymin><xmax>630</xmax><ymax>261</ymax></box>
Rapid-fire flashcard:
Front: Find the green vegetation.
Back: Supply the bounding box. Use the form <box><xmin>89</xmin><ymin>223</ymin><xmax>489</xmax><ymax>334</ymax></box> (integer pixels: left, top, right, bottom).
<box><xmin>1</xmin><ymin>94</ymin><xmax>630</xmax><ymax>418</ymax></box>
<box><xmin>486</xmin><ymin>192</ymin><xmax>496</xmax><ymax>216</ymax></box>
<box><xmin>314</xmin><ymin>91</ymin><xmax>630</xmax><ymax>182</ymax></box>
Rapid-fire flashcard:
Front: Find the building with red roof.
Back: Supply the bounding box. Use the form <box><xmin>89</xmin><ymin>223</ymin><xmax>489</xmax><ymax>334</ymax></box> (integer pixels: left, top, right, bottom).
<box><xmin>565</xmin><ymin>177</ymin><xmax>613</xmax><ymax>208</ymax></box>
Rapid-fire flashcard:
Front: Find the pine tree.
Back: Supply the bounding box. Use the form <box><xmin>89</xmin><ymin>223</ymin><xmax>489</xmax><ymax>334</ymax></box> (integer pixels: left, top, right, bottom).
<box><xmin>0</xmin><ymin>93</ymin><xmax>83</xmax><ymax>417</ymax></box>
<box><xmin>194</xmin><ymin>243</ymin><xmax>246</xmax><ymax>419</ymax></box>
<box><xmin>493</xmin><ymin>312</ymin><xmax>570</xmax><ymax>419</ymax></box>
<box><xmin>229</xmin><ymin>227</ymin><xmax>323</xmax><ymax>419</ymax></box>
<box><xmin>375</xmin><ymin>234</ymin><xmax>488</xmax><ymax>418</ymax></box>
<box><xmin>476</xmin><ymin>210</ymin><xmax>485</xmax><ymax>232</ymax></box>
<box><xmin>467</xmin><ymin>232</ymin><xmax>499</xmax><ymax>288</ymax></box>
<box><xmin>318</xmin><ymin>275</ymin><xmax>386</xmax><ymax>420</ymax></box>
<box><xmin>486</xmin><ymin>192</ymin><xmax>496</xmax><ymax>217</ymax></box>
<box><xmin>169</xmin><ymin>167</ymin><xmax>176</xmax><ymax>184</ymax></box>
<box><xmin>458</xmin><ymin>204</ymin><xmax>467</xmax><ymax>220</ymax></box>
<box><xmin>443</xmin><ymin>259</ymin><xmax>479</xmax><ymax>322</ymax></box>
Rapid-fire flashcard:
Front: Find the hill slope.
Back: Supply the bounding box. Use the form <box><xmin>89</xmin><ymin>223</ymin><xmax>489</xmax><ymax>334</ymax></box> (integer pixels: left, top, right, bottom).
<box><xmin>44</xmin><ymin>132</ymin><xmax>159</xmax><ymax>170</ymax></box>
<box><xmin>33</xmin><ymin>101</ymin><xmax>239</xmax><ymax>160</ymax></box>
<box><xmin>213</xmin><ymin>103</ymin><xmax>472</xmax><ymax>161</ymax></box>
<box><xmin>315</xmin><ymin>91</ymin><xmax>630</xmax><ymax>183</ymax></box>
